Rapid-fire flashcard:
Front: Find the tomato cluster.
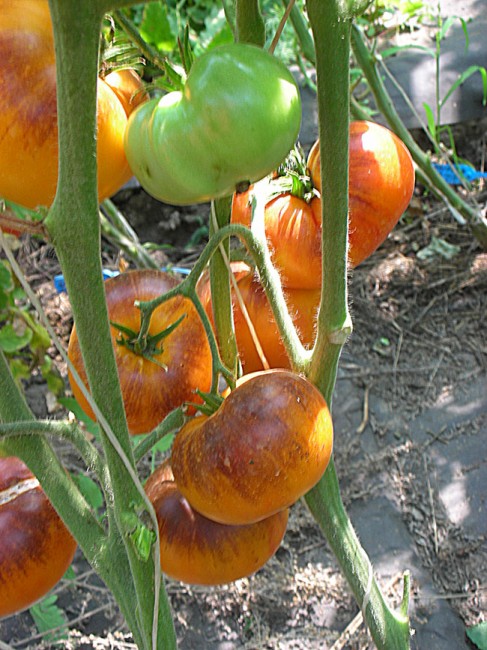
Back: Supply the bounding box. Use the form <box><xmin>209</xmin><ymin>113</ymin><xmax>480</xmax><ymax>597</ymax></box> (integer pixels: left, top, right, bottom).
<box><xmin>145</xmin><ymin>369</ymin><xmax>333</xmax><ymax>585</ymax></box>
<box><xmin>0</xmin><ymin>0</ymin><xmax>147</xmax><ymax>209</ymax></box>
<box><xmin>0</xmin><ymin>457</ymin><xmax>77</xmax><ymax>618</ymax></box>
<box><xmin>222</xmin><ymin>120</ymin><xmax>415</xmax><ymax>371</ymax></box>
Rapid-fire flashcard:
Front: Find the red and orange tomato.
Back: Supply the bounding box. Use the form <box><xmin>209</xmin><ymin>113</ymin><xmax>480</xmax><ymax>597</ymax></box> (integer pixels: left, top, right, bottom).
<box><xmin>197</xmin><ymin>262</ymin><xmax>320</xmax><ymax>373</ymax></box>
<box><xmin>68</xmin><ymin>270</ymin><xmax>212</xmax><ymax>435</ymax></box>
<box><xmin>171</xmin><ymin>369</ymin><xmax>333</xmax><ymax>526</ymax></box>
<box><xmin>0</xmin><ymin>0</ymin><xmax>147</xmax><ymax>209</ymax></box>
<box><xmin>307</xmin><ymin>120</ymin><xmax>415</xmax><ymax>268</ymax></box>
<box><xmin>145</xmin><ymin>460</ymin><xmax>288</xmax><ymax>585</ymax></box>
<box><xmin>0</xmin><ymin>457</ymin><xmax>77</xmax><ymax>618</ymax></box>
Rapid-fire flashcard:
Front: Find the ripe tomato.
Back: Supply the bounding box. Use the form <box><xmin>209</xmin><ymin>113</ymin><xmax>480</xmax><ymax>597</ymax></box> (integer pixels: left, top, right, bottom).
<box><xmin>0</xmin><ymin>457</ymin><xmax>77</xmax><ymax>618</ymax></box>
<box><xmin>103</xmin><ymin>69</ymin><xmax>149</xmax><ymax>117</ymax></box>
<box><xmin>68</xmin><ymin>270</ymin><xmax>212</xmax><ymax>435</ymax></box>
<box><xmin>0</xmin><ymin>0</ymin><xmax>147</xmax><ymax>209</ymax></box>
<box><xmin>231</xmin><ymin>190</ymin><xmax>322</xmax><ymax>289</ymax></box>
<box><xmin>307</xmin><ymin>121</ymin><xmax>415</xmax><ymax>267</ymax></box>
<box><xmin>145</xmin><ymin>460</ymin><xmax>288</xmax><ymax>585</ymax></box>
<box><xmin>124</xmin><ymin>44</ymin><xmax>301</xmax><ymax>205</ymax></box>
<box><xmin>171</xmin><ymin>369</ymin><xmax>333</xmax><ymax>525</ymax></box>
<box><xmin>197</xmin><ymin>262</ymin><xmax>320</xmax><ymax>373</ymax></box>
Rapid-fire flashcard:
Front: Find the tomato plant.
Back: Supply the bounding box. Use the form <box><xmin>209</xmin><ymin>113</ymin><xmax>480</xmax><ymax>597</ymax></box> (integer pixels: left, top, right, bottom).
<box><xmin>0</xmin><ymin>457</ymin><xmax>77</xmax><ymax>618</ymax></box>
<box><xmin>124</xmin><ymin>43</ymin><xmax>302</xmax><ymax>206</ymax></box>
<box><xmin>308</xmin><ymin>120</ymin><xmax>415</xmax><ymax>267</ymax></box>
<box><xmin>197</xmin><ymin>262</ymin><xmax>320</xmax><ymax>372</ymax></box>
<box><xmin>0</xmin><ymin>0</ymin><xmax>146</xmax><ymax>209</ymax></box>
<box><xmin>145</xmin><ymin>460</ymin><xmax>288</xmax><ymax>585</ymax></box>
<box><xmin>68</xmin><ymin>270</ymin><xmax>212</xmax><ymax>435</ymax></box>
<box><xmin>171</xmin><ymin>369</ymin><xmax>333</xmax><ymax>525</ymax></box>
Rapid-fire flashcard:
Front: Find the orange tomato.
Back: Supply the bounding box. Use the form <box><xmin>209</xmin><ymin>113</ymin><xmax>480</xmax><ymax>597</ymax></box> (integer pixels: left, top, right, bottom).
<box><xmin>103</xmin><ymin>69</ymin><xmax>149</xmax><ymax>117</ymax></box>
<box><xmin>0</xmin><ymin>0</ymin><xmax>147</xmax><ymax>209</ymax></box>
<box><xmin>145</xmin><ymin>460</ymin><xmax>288</xmax><ymax>585</ymax></box>
<box><xmin>232</xmin><ymin>191</ymin><xmax>322</xmax><ymax>289</ymax></box>
<box><xmin>171</xmin><ymin>369</ymin><xmax>333</xmax><ymax>525</ymax></box>
<box><xmin>307</xmin><ymin>121</ymin><xmax>415</xmax><ymax>267</ymax></box>
<box><xmin>68</xmin><ymin>270</ymin><xmax>212</xmax><ymax>435</ymax></box>
<box><xmin>0</xmin><ymin>457</ymin><xmax>77</xmax><ymax>618</ymax></box>
<box><xmin>197</xmin><ymin>262</ymin><xmax>320</xmax><ymax>373</ymax></box>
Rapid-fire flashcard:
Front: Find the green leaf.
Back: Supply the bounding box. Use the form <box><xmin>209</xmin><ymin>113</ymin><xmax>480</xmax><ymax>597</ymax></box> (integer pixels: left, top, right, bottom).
<box><xmin>72</xmin><ymin>472</ymin><xmax>104</xmax><ymax>513</ymax></box>
<box><xmin>441</xmin><ymin>65</ymin><xmax>487</xmax><ymax>109</ymax></box>
<box><xmin>140</xmin><ymin>2</ymin><xmax>176</xmax><ymax>52</ymax></box>
<box><xmin>0</xmin><ymin>323</ymin><xmax>33</xmax><ymax>353</ymax></box>
<box><xmin>467</xmin><ymin>622</ymin><xmax>487</xmax><ymax>650</ymax></box>
<box><xmin>416</xmin><ymin>236</ymin><xmax>461</xmax><ymax>261</ymax></box>
<box><xmin>152</xmin><ymin>431</ymin><xmax>175</xmax><ymax>454</ymax></box>
<box><xmin>0</xmin><ymin>260</ymin><xmax>13</xmax><ymax>291</ymax></box>
<box><xmin>422</xmin><ymin>102</ymin><xmax>437</xmax><ymax>142</ymax></box>
<box><xmin>8</xmin><ymin>358</ymin><xmax>31</xmax><ymax>382</ymax></box>
<box><xmin>41</xmin><ymin>356</ymin><xmax>65</xmax><ymax>397</ymax></box>
<box><xmin>130</xmin><ymin>523</ymin><xmax>156</xmax><ymax>562</ymax></box>
<box><xmin>29</xmin><ymin>594</ymin><xmax>68</xmax><ymax>642</ymax></box>
<box><xmin>381</xmin><ymin>44</ymin><xmax>435</xmax><ymax>59</ymax></box>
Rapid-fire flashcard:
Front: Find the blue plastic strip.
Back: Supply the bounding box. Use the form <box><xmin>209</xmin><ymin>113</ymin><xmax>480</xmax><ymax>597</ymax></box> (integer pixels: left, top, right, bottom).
<box><xmin>432</xmin><ymin>163</ymin><xmax>487</xmax><ymax>186</ymax></box>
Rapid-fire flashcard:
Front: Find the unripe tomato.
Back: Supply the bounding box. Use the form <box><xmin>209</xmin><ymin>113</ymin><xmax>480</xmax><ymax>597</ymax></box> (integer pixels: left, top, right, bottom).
<box><xmin>124</xmin><ymin>43</ymin><xmax>302</xmax><ymax>206</ymax></box>
<box><xmin>145</xmin><ymin>460</ymin><xmax>288</xmax><ymax>585</ymax></box>
<box><xmin>231</xmin><ymin>190</ymin><xmax>322</xmax><ymax>289</ymax></box>
<box><xmin>0</xmin><ymin>0</ymin><xmax>147</xmax><ymax>209</ymax></box>
<box><xmin>197</xmin><ymin>263</ymin><xmax>320</xmax><ymax>373</ymax></box>
<box><xmin>68</xmin><ymin>270</ymin><xmax>212</xmax><ymax>435</ymax></box>
<box><xmin>307</xmin><ymin>121</ymin><xmax>415</xmax><ymax>267</ymax></box>
<box><xmin>0</xmin><ymin>457</ymin><xmax>77</xmax><ymax>618</ymax></box>
<box><xmin>171</xmin><ymin>369</ymin><xmax>333</xmax><ymax>525</ymax></box>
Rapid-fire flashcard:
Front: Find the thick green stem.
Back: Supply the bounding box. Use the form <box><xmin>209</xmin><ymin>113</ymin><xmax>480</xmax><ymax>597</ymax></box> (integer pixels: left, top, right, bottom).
<box><xmin>209</xmin><ymin>197</ymin><xmax>239</xmax><ymax>377</ymax></box>
<box><xmin>306</xmin><ymin>0</ymin><xmax>352</xmax><ymax>404</ymax></box>
<box><xmin>43</xmin><ymin>1</ymin><xmax>176</xmax><ymax>647</ymax></box>
<box><xmin>305</xmin><ymin>461</ymin><xmax>410</xmax><ymax>649</ymax></box>
<box><xmin>351</xmin><ymin>25</ymin><xmax>487</xmax><ymax>249</ymax></box>
<box><xmin>235</xmin><ymin>0</ymin><xmax>266</xmax><ymax>46</ymax></box>
<box><xmin>280</xmin><ymin>0</ymin><xmax>315</xmax><ymax>62</ymax></box>
<box><xmin>303</xmin><ymin>2</ymin><xmax>411</xmax><ymax>648</ymax></box>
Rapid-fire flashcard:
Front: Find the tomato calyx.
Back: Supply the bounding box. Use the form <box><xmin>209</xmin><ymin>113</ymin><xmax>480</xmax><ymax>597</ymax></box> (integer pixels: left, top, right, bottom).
<box><xmin>110</xmin><ymin>313</ymin><xmax>186</xmax><ymax>368</ymax></box>
<box><xmin>274</xmin><ymin>145</ymin><xmax>318</xmax><ymax>204</ymax></box>
<box><xmin>186</xmin><ymin>389</ymin><xmax>224</xmax><ymax>416</ymax></box>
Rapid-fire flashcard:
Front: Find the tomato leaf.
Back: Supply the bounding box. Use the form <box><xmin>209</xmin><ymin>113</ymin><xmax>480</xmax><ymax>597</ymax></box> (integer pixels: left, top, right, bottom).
<box><xmin>130</xmin><ymin>523</ymin><xmax>156</xmax><ymax>562</ymax></box>
<box><xmin>139</xmin><ymin>1</ymin><xmax>176</xmax><ymax>53</ymax></box>
<box><xmin>0</xmin><ymin>260</ymin><xmax>13</xmax><ymax>291</ymax></box>
<box><xmin>29</xmin><ymin>594</ymin><xmax>68</xmax><ymax>643</ymax></box>
<box><xmin>0</xmin><ymin>323</ymin><xmax>33</xmax><ymax>353</ymax></box>
<box><xmin>466</xmin><ymin>622</ymin><xmax>487</xmax><ymax>650</ymax></box>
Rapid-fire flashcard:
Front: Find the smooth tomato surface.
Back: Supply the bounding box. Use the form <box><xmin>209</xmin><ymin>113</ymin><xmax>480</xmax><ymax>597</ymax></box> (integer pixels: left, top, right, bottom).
<box><xmin>0</xmin><ymin>457</ymin><xmax>77</xmax><ymax>618</ymax></box>
<box><xmin>68</xmin><ymin>270</ymin><xmax>212</xmax><ymax>435</ymax></box>
<box><xmin>171</xmin><ymin>369</ymin><xmax>333</xmax><ymax>525</ymax></box>
<box><xmin>0</xmin><ymin>0</ymin><xmax>146</xmax><ymax>209</ymax></box>
<box><xmin>145</xmin><ymin>460</ymin><xmax>288</xmax><ymax>585</ymax></box>
<box><xmin>197</xmin><ymin>263</ymin><xmax>319</xmax><ymax>373</ymax></box>
<box><xmin>231</xmin><ymin>191</ymin><xmax>322</xmax><ymax>289</ymax></box>
<box><xmin>125</xmin><ymin>43</ymin><xmax>301</xmax><ymax>205</ymax></box>
<box><xmin>307</xmin><ymin>121</ymin><xmax>415</xmax><ymax>267</ymax></box>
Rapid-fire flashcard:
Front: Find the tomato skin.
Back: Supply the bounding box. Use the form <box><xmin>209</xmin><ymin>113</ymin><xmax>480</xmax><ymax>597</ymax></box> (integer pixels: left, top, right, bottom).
<box><xmin>68</xmin><ymin>270</ymin><xmax>212</xmax><ymax>435</ymax></box>
<box><xmin>307</xmin><ymin>121</ymin><xmax>415</xmax><ymax>267</ymax></box>
<box><xmin>145</xmin><ymin>460</ymin><xmax>288</xmax><ymax>585</ymax></box>
<box><xmin>231</xmin><ymin>191</ymin><xmax>322</xmax><ymax>289</ymax></box>
<box><xmin>197</xmin><ymin>263</ymin><xmax>319</xmax><ymax>373</ymax></box>
<box><xmin>171</xmin><ymin>369</ymin><xmax>333</xmax><ymax>525</ymax></box>
<box><xmin>104</xmin><ymin>69</ymin><xmax>149</xmax><ymax>117</ymax></box>
<box><xmin>0</xmin><ymin>457</ymin><xmax>77</xmax><ymax>618</ymax></box>
<box><xmin>124</xmin><ymin>44</ymin><xmax>302</xmax><ymax>206</ymax></box>
<box><xmin>0</xmin><ymin>0</ymin><xmax>146</xmax><ymax>209</ymax></box>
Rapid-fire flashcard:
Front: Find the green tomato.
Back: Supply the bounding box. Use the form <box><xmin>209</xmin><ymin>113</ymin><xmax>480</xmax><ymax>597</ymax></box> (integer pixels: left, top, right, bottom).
<box><xmin>124</xmin><ymin>44</ymin><xmax>302</xmax><ymax>206</ymax></box>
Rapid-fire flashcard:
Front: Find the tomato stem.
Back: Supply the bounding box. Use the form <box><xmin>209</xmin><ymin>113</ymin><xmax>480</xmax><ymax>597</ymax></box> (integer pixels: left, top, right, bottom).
<box><xmin>235</xmin><ymin>0</ymin><xmax>266</xmax><ymax>47</ymax></box>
